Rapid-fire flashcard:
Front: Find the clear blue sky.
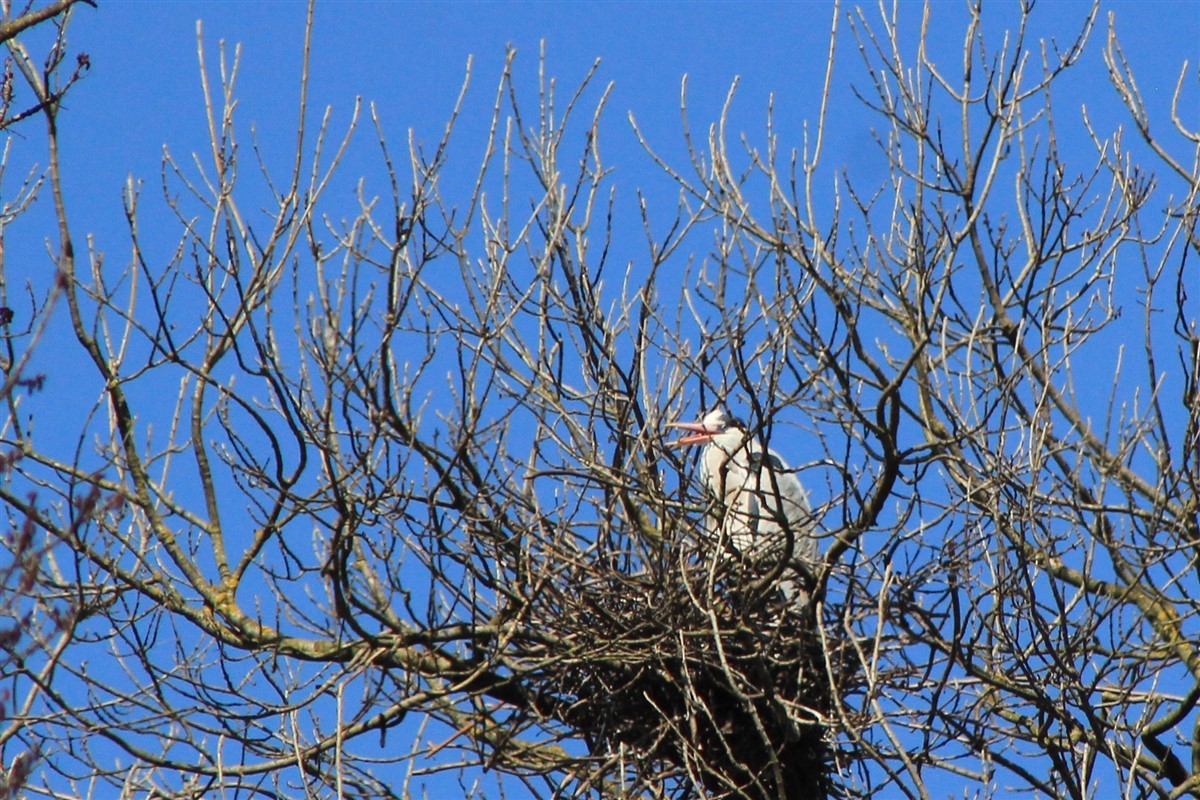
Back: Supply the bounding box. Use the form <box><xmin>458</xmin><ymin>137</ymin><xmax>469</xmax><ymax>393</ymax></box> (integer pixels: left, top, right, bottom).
<box><xmin>17</xmin><ymin>0</ymin><xmax>1194</xmax><ymax>397</ymax></box>
<box><xmin>42</xmin><ymin>0</ymin><xmax>1198</xmax><ymax>272</ymax></box>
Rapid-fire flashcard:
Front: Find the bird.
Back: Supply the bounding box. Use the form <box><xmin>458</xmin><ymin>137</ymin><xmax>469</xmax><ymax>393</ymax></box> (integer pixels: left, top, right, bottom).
<box><xmin>669</xmin><ymin>408</ymin><xmax>817</xmax><ymax>598</ymax></box>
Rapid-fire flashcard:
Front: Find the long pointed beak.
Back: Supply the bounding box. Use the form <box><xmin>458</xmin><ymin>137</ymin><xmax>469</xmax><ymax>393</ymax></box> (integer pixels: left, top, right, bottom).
<box><xmin>667</xmin><ymin>420</ymin><xmax>717</xmax><ymax>447</ymax></box>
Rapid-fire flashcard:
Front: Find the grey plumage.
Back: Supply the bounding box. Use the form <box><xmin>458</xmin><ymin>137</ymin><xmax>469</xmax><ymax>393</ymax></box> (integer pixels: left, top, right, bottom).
<box><xmin>670</xmin><ymin>408</ymin><xmax>817</xmax><ymax>599</ymax></box>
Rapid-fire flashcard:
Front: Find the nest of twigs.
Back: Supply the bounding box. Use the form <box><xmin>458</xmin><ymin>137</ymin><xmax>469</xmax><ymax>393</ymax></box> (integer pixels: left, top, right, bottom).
<box><xmin>538</xmin><ymin>553</ymin><xmax>857</xmax><ymax>800</ymax></box>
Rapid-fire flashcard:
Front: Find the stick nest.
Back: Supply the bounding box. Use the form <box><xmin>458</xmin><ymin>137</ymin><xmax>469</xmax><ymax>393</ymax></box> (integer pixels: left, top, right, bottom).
<box><xmin>529</xmin><ymin>555</ymin><xmax>860</xmax><ymax>799</ymax></box>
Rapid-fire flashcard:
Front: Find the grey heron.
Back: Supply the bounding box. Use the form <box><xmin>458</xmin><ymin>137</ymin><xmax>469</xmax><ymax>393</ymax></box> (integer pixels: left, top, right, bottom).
<box><xmin>669</xmin><ymin>408</ymin><xmax>817</xmax><ymax>598</ymax></box>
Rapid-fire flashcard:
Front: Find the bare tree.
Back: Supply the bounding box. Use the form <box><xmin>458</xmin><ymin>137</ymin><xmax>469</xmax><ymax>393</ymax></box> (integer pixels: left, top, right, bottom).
<box><xmin>0</xmin><ymin>2</ymin><xmax>93</xmax><ymax>797</ymax></box>
<box><xmin>0</xmin><ymin>292</ymin><xmax>67</xmax><ymax>799</ymax></box>
<box><xmin>2</xmin><ymin>1</ymin><xmax>1198</xmax><ymax>798</ymax></box>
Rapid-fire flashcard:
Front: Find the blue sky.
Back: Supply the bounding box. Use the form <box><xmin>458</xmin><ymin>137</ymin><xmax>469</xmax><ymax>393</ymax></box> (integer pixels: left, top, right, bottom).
<box><xmin>7</xmin><ymin>1</ymin><xmax>1200</xmax><ymax>797</ymax></box>
<box><xmin>48</xmin><ymin>1</ymin><xmax>1198</xmax><ymax>255</ymax></box>
<box><xmin>21</xmin><ymin>0</ymin><xmax>1194</xmax><ymax>395</ymax></box>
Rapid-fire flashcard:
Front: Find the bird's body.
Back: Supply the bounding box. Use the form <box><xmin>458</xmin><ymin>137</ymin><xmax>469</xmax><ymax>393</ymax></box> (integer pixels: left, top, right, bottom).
<box><xmin>670</xmin><ymin>409</ymin><xmax>817</xmax><ymax>597</ymax></box>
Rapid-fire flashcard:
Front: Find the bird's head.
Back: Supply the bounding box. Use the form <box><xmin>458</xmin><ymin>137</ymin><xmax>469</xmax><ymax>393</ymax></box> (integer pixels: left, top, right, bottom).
<box><xmin>667</xmin><ymin>408</ymin><xmax>748</xmax><ymax>452</ymax></box>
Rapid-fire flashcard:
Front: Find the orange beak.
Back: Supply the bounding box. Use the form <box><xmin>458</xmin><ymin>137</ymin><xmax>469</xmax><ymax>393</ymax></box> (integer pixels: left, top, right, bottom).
<box><xmin>667</xmin><ymin>420</ymin><xmax>719</xmax><ymax>447</ymax></box>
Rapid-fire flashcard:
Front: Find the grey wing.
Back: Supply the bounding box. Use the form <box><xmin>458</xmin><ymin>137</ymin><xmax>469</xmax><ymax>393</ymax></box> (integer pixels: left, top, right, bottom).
<box><xmin>750</xmin><ymin>451</ymin><xmax>818</xmax><ymax>563</ymax></box>
<box><xmin>751</xmin><ymin>452</ymin><xmax>819</xmax><ymax>606</ymax></box>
